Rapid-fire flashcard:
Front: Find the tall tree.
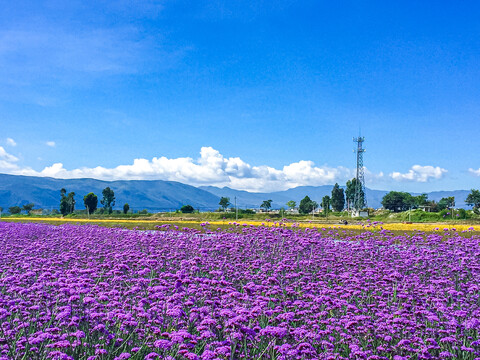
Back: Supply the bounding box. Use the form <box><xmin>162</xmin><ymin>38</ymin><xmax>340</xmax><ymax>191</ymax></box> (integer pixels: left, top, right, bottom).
<box><xmin>219</xmin><ymin>197</ymin><xmax>230</xmax><ymax>211</ymax></box>
<box><xmin>347</xmin><ymin>178</ymin><xmax>366</xmax><ymax>209</ymax></box>
<box><xmin>331</xmin><ymin>183</ymin><xmax>345</xmax><ymax>212</ymax></box>
<box><xmin>260</xmin><ymin>200</ymin><xmax>273</xmax><ymax>212</ymax></box>
<box><xmin>60</xmin><ymin>188</ymin><xmax>69</xmax><ymax>216</ymax></box>
<box><xmin>322</xmin><ymin>195</ymin><xmax>331</xmax><ymax>213</ymax></box>
<box><xmin>466</xmin><ymin>189</ymin><xmax>480</xmax><ymax>209</ymax></box>
<box><xmin>123</xmin><ymin>203</ymin><xmax>130</xmax><ymax>214</ymax></box>
<box><xmin>83</xmin><ymin>193</ymin><xmax>98</xmax><ymax>214</ymax></box>
<box><xmin>286</xmin><ymin>200</ymin><xmax>296</xmax><ymax>210</ymax></box>
<box><xmin>345</xmin><ymin>178</ymin><xmax>357</xmax><ymax>209</ymax></box>
<box><xmin>299</xmin><ymin>196</ymin><xmax>314</xmax><ymax>214</ymax></box>
<box><xmin>101</xmin><ymin>187</ymin><xmax>115</xmax><ymax>214</ymax></box>
<box><xmin>67</xmin><ymin>192</ymin><xmax>75</xmax><ymax>214</ymax></box>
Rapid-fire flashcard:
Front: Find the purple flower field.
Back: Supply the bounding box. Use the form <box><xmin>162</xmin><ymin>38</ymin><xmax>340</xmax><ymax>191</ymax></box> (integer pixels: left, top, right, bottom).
<box><xmin>0</xmin><ymin>222</ymin><xmax>479</xmax><ymax>360</ymax></box>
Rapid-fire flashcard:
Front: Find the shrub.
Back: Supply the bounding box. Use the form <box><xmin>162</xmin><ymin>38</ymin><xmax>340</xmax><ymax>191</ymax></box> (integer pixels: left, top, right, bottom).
<box><xmin>180</xmin><ymin>205</ymin><xmax>194</xmax><ymax>214</ymax></box>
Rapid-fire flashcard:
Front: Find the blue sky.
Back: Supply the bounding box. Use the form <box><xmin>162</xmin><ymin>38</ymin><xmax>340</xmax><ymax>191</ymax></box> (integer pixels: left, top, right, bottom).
<box><xmin>0</xmin><ymin>1</ymin><xmax>479</xmax><ymax>192</ymax></box>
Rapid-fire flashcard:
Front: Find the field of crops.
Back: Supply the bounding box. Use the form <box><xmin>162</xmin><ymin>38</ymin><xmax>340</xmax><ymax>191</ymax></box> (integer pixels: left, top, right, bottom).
<box><xmin>0</xmin><ymin>223</ymin><xmax>479</xmax><ymax>359</ymax></box>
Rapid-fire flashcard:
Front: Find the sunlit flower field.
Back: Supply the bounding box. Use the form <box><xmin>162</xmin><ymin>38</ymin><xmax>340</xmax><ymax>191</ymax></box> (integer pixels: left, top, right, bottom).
<box><xmin>0</xmin><ymin>222</ymin><xmax>479</xmax><ymax>359</ymax></box>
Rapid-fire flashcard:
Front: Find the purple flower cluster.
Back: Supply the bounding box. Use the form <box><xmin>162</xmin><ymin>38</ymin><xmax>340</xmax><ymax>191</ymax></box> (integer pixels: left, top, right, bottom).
<box><xmin>0</xmin><ymin>223</ymin><xmax>479</xmax><ymax>359</ymax></box>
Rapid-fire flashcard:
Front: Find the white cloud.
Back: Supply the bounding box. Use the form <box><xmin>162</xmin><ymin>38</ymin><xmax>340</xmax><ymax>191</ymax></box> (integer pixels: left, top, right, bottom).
<box><xmin>0</xmin><ymin>146</ymin><xmax>20</xmax><ymax>171</ymax></box>
<box><xmin>0</xmin><ymin>146</ymin><xmax>19</xmax><ymax>163</ymax></box>
<box><xmin>6</xmin><ymin>138</ymin><xmax>16</xmax><ymax>146</ymax></box>
<box><xmin>468</xmin><ymin>168</ymin><xmax>480</xmax><ymax>177</ymax></box>
<box><xmin>46</xmin><ymin>141</ymin><xmax>56</xmax><ymax>147</ymax></box>
<box><xmin>0</xmin><ymin>146</ymin><xmax>362</xmax><ymax>192</ymax></box>
<box><xmin>390</xmin><ymin>165</ymin><xmax>447</xmax><ymax>182</ymax></box>
<box><xmin>1</xmin><ymin>146</ymin><xmax>448</xmax><ymax>192</ymax></box>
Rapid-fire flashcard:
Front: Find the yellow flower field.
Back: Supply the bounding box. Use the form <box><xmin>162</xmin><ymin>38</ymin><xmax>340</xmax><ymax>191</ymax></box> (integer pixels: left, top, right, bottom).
<box><xmin>2</xmin><ymin>217</ymin><xmax>477</xmax><ymax>232</ymax></box>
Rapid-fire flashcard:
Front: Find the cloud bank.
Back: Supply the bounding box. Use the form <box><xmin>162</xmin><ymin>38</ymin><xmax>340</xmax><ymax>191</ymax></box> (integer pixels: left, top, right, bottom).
<box><xmin>390</xmin><ymin>165</ymin><xmax>447</xmax><ymax>182</ymax></box>
<box><xmin>0</xmin><ymin>146</ymin><xmax>356</xmax><ymax>192</ymax></box>
<box><xmin>0</xmin><ymin>146</ymin><xmax>451</xmax><ymax>192</ymax></box>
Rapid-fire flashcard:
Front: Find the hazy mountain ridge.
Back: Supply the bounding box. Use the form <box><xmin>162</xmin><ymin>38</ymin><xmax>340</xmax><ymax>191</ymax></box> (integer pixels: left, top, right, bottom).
<box><xmin>0</xmin><ymin>173</ymin><xmax>472</xmax><ymax>211</ymax></box>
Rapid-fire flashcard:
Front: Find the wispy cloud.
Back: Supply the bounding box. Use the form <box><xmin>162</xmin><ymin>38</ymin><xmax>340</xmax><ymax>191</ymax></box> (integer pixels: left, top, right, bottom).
<box><xmin>0</xmin><ymin>146</ymin><xmax>19</xmax><ymax>171</ymax></box>
<box><xmin>6</xmin><ymin>138</ymin><xmax>16</xmax><ymax>146</ymax></box>
<box><xmin>390</xmin><ymin>165</ymin><xmax>447</xmax><ymax>182</ymax></box>
<box><xmin>46</xmin><ymin>141</ymin><xmax>56</xmax><ymax>147</ymax></box>
<box><xmin>468</xmin><ymin>168</ymin><xmax>480</xmax><ymax>177</ymax></box>
<box><xmin>0</xmin><ymin>146</ymin><xmax>18</xmax><ymax>162</ymax></box>
<box><xmin>0</xmin><ymin>28</ymin><xmax>152</xmax><ymax>78</ymax></box>
<box><xmin>0</xmin><ymin>19</ymin><xmax>190</xmax><ymax>105</ymax></box>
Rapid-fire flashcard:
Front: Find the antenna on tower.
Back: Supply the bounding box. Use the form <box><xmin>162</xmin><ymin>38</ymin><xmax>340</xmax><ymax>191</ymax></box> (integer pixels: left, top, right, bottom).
<box><xmin>353</xmin><ymin>135</ymin><xmax>367</xmax><ymax>215</ymax></box>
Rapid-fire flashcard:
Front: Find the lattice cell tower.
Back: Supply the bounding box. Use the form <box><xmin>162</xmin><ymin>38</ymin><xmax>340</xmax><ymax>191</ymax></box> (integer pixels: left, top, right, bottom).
<box><xmin>353</xmin><ymin>136</ymin><xmax>367</xmax><ymax>211</ymax></box>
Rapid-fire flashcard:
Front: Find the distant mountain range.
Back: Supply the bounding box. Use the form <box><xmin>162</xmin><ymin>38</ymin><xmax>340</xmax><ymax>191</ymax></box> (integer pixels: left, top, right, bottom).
<box><xmin>0</xmin><ymin>174</ymin><xmax>219</xmax><ymax>212</ymax></box>
<box><xmin>0</xmin><ymin>173</ymin><xmax>473</xmax><ymax>212</ymax></box>
<box><xmin>200</xmin><ymin>186</ymin><xmax>471</xmax><ymax>209</ymax></box>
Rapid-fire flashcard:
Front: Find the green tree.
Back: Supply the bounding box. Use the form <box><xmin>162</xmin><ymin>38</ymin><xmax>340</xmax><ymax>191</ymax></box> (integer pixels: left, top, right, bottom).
<box><xmin>123</xmin><ymin>203</ymin><xmax>130</xmax><ymax>214</ymax></box>
<box><xmin>9</xmin><ymin>206</ymin><xmax>21</xmax><ymax>214</ymax></box>
<box><xmin>22</xmin><ymin>203</ymin><xmax>34</xmax><ymax>214</ymax></box>
<box><xmin>83</xmin><ymin>193</ymin><xmax>98</xmax><ymax>214</ymax></box>
<box><xmin>219</xmin><ymin>197</ymin><xmax>230</xmax><ymax>211</ymax></box>
<box><xmin>67</xmin><ymin>192</ymin><xmax>75</xmax><ymax>214</ymax></box>
<box><xmin>438</xmin><ymin>196</ymin><xmax>455</xmax><ymax>211</ymax></box>
<box><xmin>322</xmin><ymin>195</ymin><xmax>331</xmax><ymax>214</ymax></box>
<box><xmin>260</xmin><ymin>200</ymin><xmax>273</xmax><ymax>212</ymax></box>
<box><xmin>425</xmin><ymin>200</ymin><xmax>439</xmax><ymax>212</ymax></box>
<box><xmin>286</xmin><ymin>200</ymin><xmax>296</xmax><ymax>211</ymax></box>
<box><xmin>60</xmin><ymin>188</ymin><xmax>69</xmax><ymax>216</ymax></box>
<box><xmin>331</xmin><ymin>183</ymin><xmax>345</xmax><ymax>212</ymax></box>
<box><xmin>181</xmin><ymin>205</ymin><xmax>194</xmax><ymax>213</ymax></box>
<box><xmin>345</xmin><ymin>178</ymin><xmax>361</xmax><ymax>209</ymax></box>
<box><xmin>381</xmin><ymin>191</ymin><xmax>414</xmax><ymax>212</ymax></box>
<box><xmin>466</xmin><ymin>189</ymin><xmax>480</xmax><ymax>209</ymax></box>
<box><xmin>413</xmin><ymin>194</ymin><xmax>428</xmax><ymax>208</ymax></box>
<box><xmin>101</xmin><ymin>187</ymin><xmax>115</xmax><ymax>214</ymax></box>
<box><xmin>299</xmin><ymin>196</ymin><xmax>314</xmax><ymax>214</ymax></box>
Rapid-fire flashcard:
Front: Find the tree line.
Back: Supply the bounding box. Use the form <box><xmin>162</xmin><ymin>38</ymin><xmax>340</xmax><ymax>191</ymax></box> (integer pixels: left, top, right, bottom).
<box><xmin>5</xmin><ymin>187</ymin><xmax>130</xmax><ymax>215</ymax></box>
<box><xmin>283</xmin><ymin>179</ymin><xmax>363</xmax><ymax>215</ymax></box>
<box><xmin>215</xmin><ymin>178</ymin><xmax>362</xmax><ymax>215</ymax></box>
<box><xmin>215</xmin><ymin>182</ymin><xmax>480</xmax><ymax>216</ymax></box>
<box><xmin>60</xmin><ymin>187</ymin><xmax>123</xmax><ymax>215</ymax></box>
<box><xmin>5</xmin><ymin>183</ymin><xmax>480</xmax><ymax>216</ymax></box>
<box><xmin>381</xmin><ymin>189</ymin><xmax>480</xmax><ymax>212</ymax></box>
